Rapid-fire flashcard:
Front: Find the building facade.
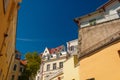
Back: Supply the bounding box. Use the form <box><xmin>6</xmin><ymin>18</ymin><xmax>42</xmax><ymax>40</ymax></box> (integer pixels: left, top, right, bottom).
<box><xmin>0</xmin><ymin>0</ymin><xmax>21</xmax><ymax>80</ymax></box>
<box><xmin>7</xmin><ymin>50</ymin><xmax>26</xmax><ymax>80</ymax></box>
<box><xmin>36</xmin><ymin>45</ymin><xmax>67</xmax><ymax>80</ymax></box>
<box><xmin>62</xmin><ymin>39</ymin><xmax>79</xmax><ymax>80</ymax></box>
<box><xmin>49</xmin><ymin>39</ymin><xmax>79</xmax><ymax>80</ymax></box>
<box><xmin>74</xmin><ymin>0</ymin><xmax>120</xmax><ymax>80</ymax></box>
<box><xmin>67</xmin><ymin>39</ymin><xmax>78</xmax><ymax>56</ymax></box>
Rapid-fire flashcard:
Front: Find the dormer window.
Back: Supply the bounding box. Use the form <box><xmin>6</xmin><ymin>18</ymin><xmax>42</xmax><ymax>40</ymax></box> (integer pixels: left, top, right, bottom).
<box><xmin>60</xmin><ymin>53</ymin><xmax>62</xmax><ymax>56</ymax></box>
<box><xmin>56</xmin><ymin>53</ymin><xmax>60</xmax><ymax>58</ymax></box>
<box><xmin>45</xmin><ymin>51</ymin><xmax>47</xmax><ymax>53</ymax></box>
<box><xmin>117</xmin><ymin>9</ymin><xmax>120</xmax><ymax>17</ymax></box>
<box><xmin>70</xmin><ymin>46</ymin><xmax>74</xmax><ymax>51</ymax></box>
<box><xmin>89</xmin><ymin>19</ymin><xmax>96</xmax><ymax>26</ymax></box>
<box><xmin>47</xmin><ymin>54</ymin><xmax>50</xmax><ymax>60</ymax></box>
<box><xmin>51</xmin><ymin>55</ymin><xmax>53</xmax><ymax>58</ymax></box>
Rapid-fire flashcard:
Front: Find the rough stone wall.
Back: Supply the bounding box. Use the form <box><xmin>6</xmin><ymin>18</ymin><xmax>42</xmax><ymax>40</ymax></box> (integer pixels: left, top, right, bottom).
<box><xmin>78</xmin><ymin>19</ymin><xmax>120</xmax><ymax>57</ymax></box>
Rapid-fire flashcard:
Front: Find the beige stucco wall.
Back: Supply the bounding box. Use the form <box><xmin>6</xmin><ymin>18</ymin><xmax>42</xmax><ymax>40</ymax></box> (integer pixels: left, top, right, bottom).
<box><xmin>43</xmin><ymin>58</ymin><xmax>66</xmax><ymax>80</ymax></box>
<box><xmin>79</xmin><ymin>41</ymin><xmax>120</xmax><ymax>80</ymax></box>
<box><xmin>63</xmin><ymin>56</ymin><xmax>80</xmax><ymax>80</ymax></box>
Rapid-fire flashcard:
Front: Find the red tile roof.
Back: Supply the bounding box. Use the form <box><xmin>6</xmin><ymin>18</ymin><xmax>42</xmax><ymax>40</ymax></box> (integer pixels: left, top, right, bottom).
<box><xmin>97</xmin><ymin>0</ymin><xmax>119</xmax><ymax>10</ymax></box>
<box><xmin>48</xmin><ymin>45</ymin><xmax>64</xmax><ymax>54</ymax></box>
<box><xmin>20</xmin><ymin>60</ymin><xmax>27</xmax><ymax>66</ymax></box>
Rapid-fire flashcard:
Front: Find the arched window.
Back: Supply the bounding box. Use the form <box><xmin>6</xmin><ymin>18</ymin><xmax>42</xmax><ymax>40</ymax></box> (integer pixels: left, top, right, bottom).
<box><xmin>13</xmin><ymin>64</ymin><xmax>17</xmax><ymax>71</ymax></box>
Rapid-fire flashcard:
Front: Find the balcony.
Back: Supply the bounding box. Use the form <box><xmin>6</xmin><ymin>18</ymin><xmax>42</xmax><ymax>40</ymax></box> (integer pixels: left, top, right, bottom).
<box><xmin>80</xmin><ymin>12</ymin><xmax>120</xmax><ymax>28</ymax></box>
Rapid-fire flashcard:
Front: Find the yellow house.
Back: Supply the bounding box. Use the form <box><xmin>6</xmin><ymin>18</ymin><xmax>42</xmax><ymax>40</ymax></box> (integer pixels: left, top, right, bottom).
<box><xmin>74</xmin><ymin>0</ymin><xmax>120</xmax><ymax>80</ymax></box>
<box><xmin>49</xmin><ymin>55</ymin><xmax>80</xmax><ymax>80</ymax></box>
<box><xmin>49</xmin><ymin>39</ymin><xmax>80</xmax><ymax>80</ymax></box>
<box><xmin>63</xmin><ymin>55</ymin><xmax>80</xmax><ymax>80</ymax></box>
<box><xmin>79</xmin><ymin>39</ymin><xmax>120</xmax><ymax>80</ymax></box>
<box><xmin>0</xmin><ymin>0</ymin><xmax>21</xmax><ymax>80</ymax></box>
<box><xmin>7</xmin><ymin>50</ymin><xmax>26</xmax><ymax>80</ymax></box>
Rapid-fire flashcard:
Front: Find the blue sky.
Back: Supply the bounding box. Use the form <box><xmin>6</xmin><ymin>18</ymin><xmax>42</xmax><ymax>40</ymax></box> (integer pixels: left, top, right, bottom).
<box><xmin>16</xmin><ymin>0</ymin><xmax>108</xmax><ymax>57</ymax></box>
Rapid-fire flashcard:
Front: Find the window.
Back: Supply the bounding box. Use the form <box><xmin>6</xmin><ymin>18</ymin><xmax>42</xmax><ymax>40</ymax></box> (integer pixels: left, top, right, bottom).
<box><xmin>86</xmin><ymin>78</ymin><xmax>95</xmax><ymax>80</ymax></box>
<box><xmin>20</xmin><ymin>67</ymin><xmax>23</xmax><ymax>72</ymax></box>
<box><xmin>89</xmin><ymin>19</ymin><xmax>96</xmax><ymax>26</ymax></box>
<box><xmin>13</xmin><ymin>64</ymin><xmax>17</xmax><ymax>71</ymax></box>
<box><xmin>47</xmin><ymin>64</ymin><xmax>50</xmax><ymax>71</ymax></box>
<box><xmin>70</xmin><ymin>46</ymin><xmax>74</xmax><ymax>51</ymax></box>
<box><xmin>18</xmin><ymin>76</ymin><xmax>21</xmax><ymax>80</ymax></box>
<box><xmin>51</xmin><ymin>55</ymin><xmax>53</xmax><ymax>58</ymax></box>
<box><xmin>47</xmin><ymin>54</ymin><xmax>50</xmax><ymax>60</ymax></box>
<box><xmin>59</xmin><ymin>62</ymin><xmax>63</xmax><ymax>68</ymax></box>
<box><xmin>117</xmin><ymin>9</ymin><xmax>120</xmax><ymax>17</ymax></box>
<box><xmin>11</xmin><ymin>75</ymin><xmax>14</xmax><ymax>80</ymax></box>
<box><xmin>3</xmin><ymin>0</ymin><xmax>9</xmax><ymax>13</ymax></box>
<box><xmin>56</xmin><ymin>53</ymin><xmax>60</xmax><ymax>58</ymax></box>
<box><xmin>60</xmin><ymin>53</ymin><xmax>62</xmax><ymax>56</ymax></box>
<box><xmin>15</xmin><ymin>54</ymin><xmax>21</xmax><ymax>59</ymax></box>
<box><xmin>37</xmin><ymin>76</ymin><xmax>39</xmax><ymax>80</ymax></box>
<box><xmin>53</xmin><ymin>63</ymin><xmax>56</xmax><ymax>70</ymax></box>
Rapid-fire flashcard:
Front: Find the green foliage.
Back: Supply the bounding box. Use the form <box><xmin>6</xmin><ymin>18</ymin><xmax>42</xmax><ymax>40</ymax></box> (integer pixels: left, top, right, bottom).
<box><xmin>21</xmin><ymin>52</ymin><xmax>41</xmax><ymax>80</ymax></box>
<box><xmin>26</xmin><ymin>52</ymin><xmax>41</xmax><ymax>76</ymax></box>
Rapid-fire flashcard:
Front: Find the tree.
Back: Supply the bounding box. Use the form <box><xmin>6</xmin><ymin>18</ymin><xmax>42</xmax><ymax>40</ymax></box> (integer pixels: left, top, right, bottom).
<box><xmin>21</xmin><ymin>52</ymin><xmax>41</xmax><ymax>80</ymax></box>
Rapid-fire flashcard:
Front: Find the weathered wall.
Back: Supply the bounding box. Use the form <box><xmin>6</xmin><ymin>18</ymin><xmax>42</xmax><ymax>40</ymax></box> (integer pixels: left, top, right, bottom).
<box><xmin>78</xmin><ymin>19</ymin><xmax>120</xmax><ymax>57</ymax></box>
<box><xmin>0</xmin><ymin>0</ymin><xmax>20</xmax><ymax>80</ymax></box>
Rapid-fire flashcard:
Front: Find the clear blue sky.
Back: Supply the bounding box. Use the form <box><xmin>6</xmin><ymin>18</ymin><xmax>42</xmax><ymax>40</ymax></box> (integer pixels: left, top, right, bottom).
<box><xmin>16</xmin><ymin>0</ymin><xmax>108</xmax><ymax>57</ymax></box>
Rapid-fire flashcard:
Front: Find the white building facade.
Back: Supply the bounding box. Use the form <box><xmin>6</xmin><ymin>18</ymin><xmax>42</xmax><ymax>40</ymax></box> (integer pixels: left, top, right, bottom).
<box><xmin>74</xmin><ymin>0</ymin><xmax>120</xmax><ymax>28</ymax></box>
<box><xmin>67</xmin><ymin>39</ymin><xmax>78</xmax><ymax>55</ymax></box>
<box><xmin>36</xmin><ymin>45</ymin><xmax>67</xmax><ymax>80</ymax></box>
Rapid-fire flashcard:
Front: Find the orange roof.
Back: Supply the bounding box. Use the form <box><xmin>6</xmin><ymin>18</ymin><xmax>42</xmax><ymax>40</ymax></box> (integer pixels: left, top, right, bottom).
<box><xmin>20</xmin><ymin>60</ymin><xmax>27</xmax><ymax>66</ymax></box>
<box><xmin>48</xmin><ymin>45</ymin><xmax>64</xmax><ymax>54</ymax></box>
<box><xmin>97</xmin><ymin>0</ymin><xmax>119</xmax><ymax>10</ymax></box>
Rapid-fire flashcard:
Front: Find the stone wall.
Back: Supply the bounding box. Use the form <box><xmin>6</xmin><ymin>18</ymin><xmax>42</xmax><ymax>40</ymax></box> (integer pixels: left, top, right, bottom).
<box><xmin>78</xmin><ymin>19</ymin><xmax>120</xmax><ymax>58</ymax></box>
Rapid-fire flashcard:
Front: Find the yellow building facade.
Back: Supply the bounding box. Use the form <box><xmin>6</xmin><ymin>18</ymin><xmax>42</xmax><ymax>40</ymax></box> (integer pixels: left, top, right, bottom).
<box><xmin>63</xmin><ymin>55</ymin><xmax>80</xmax><ymax>80</ymax></box>
<box><xmin>50</xmin><ymin>39</ymin><xmax>80</xmax><ymax>80</ymax></box>
<box><xmin>74</xmin><ymin>0</ymin><xmax>120</xmax><ymax>80</ymax></box>
<box><xmin>79</xmin><ymin>40</ymin><xmax>120</xmax><ymax>80</ymax></box>
<box><xmin>0</xmin><ymin>0</ymin><xmax>21</xmax><ymax>80</ymax></box>
<box><xmin>7</xmin><ymin>50</ymin><xmax>26</xmax><ymax>80</ymax></box>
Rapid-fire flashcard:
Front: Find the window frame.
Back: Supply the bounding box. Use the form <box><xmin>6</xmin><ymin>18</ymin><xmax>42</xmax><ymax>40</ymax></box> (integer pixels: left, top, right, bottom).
<box><xmin>53</xmin><ymin>63</ymin><xmax>56</xmax><ymax>70</ymax></box>
<box><xmin>59</xmin><ymin>62</ymin><xmax>63</xmax><ymax>68</ymax></box>
<box><xmin>11</xmin><ymin>75</ymin><xmax>15</xmax><ymax>80</ymax></box>
<box><xmin>117</xmin><ymin>9</ymin><xmax>120</xmax><ymax>17</ymax></box>
<box><xmin>13</xmin><ymin>64</ymin><xmax>17</xmax><ymax>71</ymax></box>
<box><xmin>89</xmin><ymin>19</ymin><xmax>96</xmax><ymax>26</ymax></box>
<box><xmin>46</xmin><ymin>64</ymin><xmax>50</xmax><ymax>71</ymax></box>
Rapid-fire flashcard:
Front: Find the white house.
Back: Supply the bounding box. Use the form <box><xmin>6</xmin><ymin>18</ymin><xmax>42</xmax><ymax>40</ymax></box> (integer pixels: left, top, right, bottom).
<box><xmin>36</xmin><ymin>45</ymin><xmax>67</xmax><ymax>80</ymax></box>
<box><xmin>66</xmin><ymin>39</ymin><xmax>78</xmax><ymax>55</ymax></box>
<box><xmin>74</xmin><ymin>0</ymin><xmax>120</xmax><ymax>28</ymax></box>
